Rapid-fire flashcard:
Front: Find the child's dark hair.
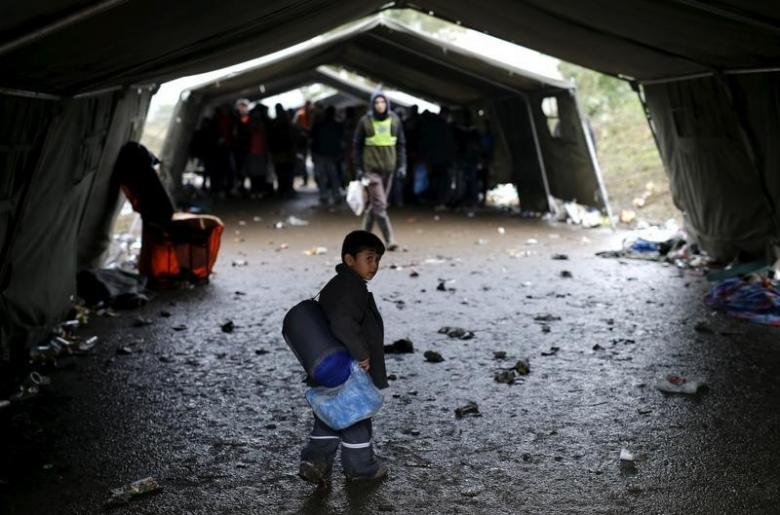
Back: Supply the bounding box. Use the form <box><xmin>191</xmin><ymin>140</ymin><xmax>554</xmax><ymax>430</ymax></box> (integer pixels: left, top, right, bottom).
<box><xmin>341</xmin><ymin>230</ymin><xmax>385</xmax><ymax>261</ymax></box>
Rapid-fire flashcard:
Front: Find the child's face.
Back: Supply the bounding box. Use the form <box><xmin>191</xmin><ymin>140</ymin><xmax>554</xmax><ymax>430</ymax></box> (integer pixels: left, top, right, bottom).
<box><xmin>345</xmin><ymin>249</ymin><xmax>382</xmax><ymax>281</ymax></box>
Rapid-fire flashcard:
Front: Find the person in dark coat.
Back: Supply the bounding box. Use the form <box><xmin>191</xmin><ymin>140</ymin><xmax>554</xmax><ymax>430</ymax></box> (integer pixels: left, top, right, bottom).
<box><xmin>299</xmin><ymin>230</ymin><xmax>389</xmax><ymax>484</ymax></box>
<box><xmin>267</xmin><ymin>103</ymin><xmax>297</xmax><ymax>197</ymax></box>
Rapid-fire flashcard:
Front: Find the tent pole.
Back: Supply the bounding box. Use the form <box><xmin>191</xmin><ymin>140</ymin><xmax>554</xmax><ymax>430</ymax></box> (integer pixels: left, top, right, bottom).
<box><xmin>632</xmin><ymin>81</ymin><xmax>667</xmax><ymax>176</ymax></box>
<box><xmin>0</xmin><ymin>0</ymin><xmax>129</xmax><ymax>57</ymax></box>
<box><xmin>571</xmin><ymin>88</ymin><xmax>615</xmax><ymax>229</ymax></box>
<box><xmin>519</xmin><ymin>94</ymin><xmax>554</xmax><ymax>213</ymax></box>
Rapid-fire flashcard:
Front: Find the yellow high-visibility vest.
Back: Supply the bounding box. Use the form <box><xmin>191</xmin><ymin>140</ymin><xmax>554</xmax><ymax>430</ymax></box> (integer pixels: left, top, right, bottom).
<box><xmin>365</xmin><ymin>118</ymin><xmax>397</xmax><ymax>147</ymax></box>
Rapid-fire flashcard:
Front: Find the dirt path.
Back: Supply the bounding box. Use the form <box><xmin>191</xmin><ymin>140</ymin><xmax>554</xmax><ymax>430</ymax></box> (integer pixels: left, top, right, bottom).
<box><xmin>3</xmin><ymin>193</ymin><xmax>780</xmax><ymax>514</ymax></box>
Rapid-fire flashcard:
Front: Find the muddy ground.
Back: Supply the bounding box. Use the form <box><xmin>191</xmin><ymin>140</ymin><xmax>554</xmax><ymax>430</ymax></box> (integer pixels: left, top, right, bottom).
<box><xmin>2</xmin><ymin>193</ymin><xmax>780</xmax><ymax>514</ymax></box>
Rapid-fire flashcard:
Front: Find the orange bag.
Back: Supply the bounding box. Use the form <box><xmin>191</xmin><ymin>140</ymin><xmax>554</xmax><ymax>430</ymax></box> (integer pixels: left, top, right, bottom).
<box><xmin>139</xmin><ymin>213</ymin><xmax>223</xmax><ymax>284</ymax></box>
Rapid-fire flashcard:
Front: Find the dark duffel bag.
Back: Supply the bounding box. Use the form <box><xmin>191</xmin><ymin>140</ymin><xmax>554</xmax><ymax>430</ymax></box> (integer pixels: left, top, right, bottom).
<box><xmin>282</xmin><ymin>299</ymin><xmax>351</xmax><ymax>387</ymax></box>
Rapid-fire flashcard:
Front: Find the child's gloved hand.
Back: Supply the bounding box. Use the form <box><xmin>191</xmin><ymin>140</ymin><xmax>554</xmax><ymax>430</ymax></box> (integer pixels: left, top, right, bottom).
<box><xmin>358</xmin><ymin>358</ymin><xmax>370</xmax><ymax>371</ymax></box>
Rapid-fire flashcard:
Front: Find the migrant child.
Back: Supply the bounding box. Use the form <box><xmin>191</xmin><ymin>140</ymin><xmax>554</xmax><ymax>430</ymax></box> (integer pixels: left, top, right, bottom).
<box><xmin>299</xmin><ymin>230</ymin><xmax>389</xmax><ymax>484</ymax></box>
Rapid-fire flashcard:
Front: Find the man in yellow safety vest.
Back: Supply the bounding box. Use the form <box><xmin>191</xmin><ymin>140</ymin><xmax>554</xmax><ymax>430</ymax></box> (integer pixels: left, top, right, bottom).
<box><xmin>353</xmin><ymin>90</ymin><xmax>407</xmax><ymax>251</ymax></box>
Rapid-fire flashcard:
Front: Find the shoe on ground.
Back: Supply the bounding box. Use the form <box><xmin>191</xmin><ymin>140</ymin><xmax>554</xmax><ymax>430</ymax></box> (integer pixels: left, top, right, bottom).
<box><xmin>299</xmin><ymin>461</ymin><xmax>330</xmax><ymax>486</ymax></box>
<box><xmin>345</xmin><ymin>462</ymin><xmax>388</xmax><ymax>481</ymax></box>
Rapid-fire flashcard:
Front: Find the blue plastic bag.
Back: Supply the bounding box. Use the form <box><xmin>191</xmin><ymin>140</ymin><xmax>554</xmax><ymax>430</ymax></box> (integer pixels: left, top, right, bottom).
<box><xmin>305</xmin><ymin>362</ymin><xmax>384</xmax><ymax>430</ymax></box>
<box><xmin>413</xmin><ymin>162</ymin><xmax>429</xmax><ymax>196</ymax></box>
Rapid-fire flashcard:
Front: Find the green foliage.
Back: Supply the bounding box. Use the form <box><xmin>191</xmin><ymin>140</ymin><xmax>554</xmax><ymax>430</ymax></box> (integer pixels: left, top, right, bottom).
<box><xmin>382</xmin><ymin>9</ymin><xmax>464</xmax><ymax>41</ymax></box>
<box><xmin>559</xmin><ymin>62</ymin><xmax>635</xmax><ymax>117</ymax></box>
<box><xmin>559</xmin><ymin>62</ymin><xmax>678</xmax><ymax>222</ymax></box>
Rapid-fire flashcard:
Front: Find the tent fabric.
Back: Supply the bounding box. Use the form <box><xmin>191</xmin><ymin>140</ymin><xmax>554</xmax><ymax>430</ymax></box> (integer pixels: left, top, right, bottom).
<box><xmin>413</xmin><ymin>1</ymin><xmax>780</xmax><ymax>81</ymax></box>
<box><xmin>643</xmin><ymin>72</ymin><xmax>780</xmax><ymax>261</ymax></box>
<box><xmin>161</xmin><ymin>17</ymin><xmax>604</xmax><ymax>212</ymax></box>
<box><xmin>0</xmin><ymin>87</ymin><xmax>151</xmax><ymax>365</ymax></box>
<box><xmin>2</xmin><ymin>2</ymin><xmax>779</xmax><ymax>95</ymax></box>
<box><xmin>0</xmin><ymin>0</ymin><xmax>380</xmax><ymax>94</ymax></box>
<box><xmin>3</xmin><ymin>1</ymin><xmax>780</xmax><ymax>366</ymax></box>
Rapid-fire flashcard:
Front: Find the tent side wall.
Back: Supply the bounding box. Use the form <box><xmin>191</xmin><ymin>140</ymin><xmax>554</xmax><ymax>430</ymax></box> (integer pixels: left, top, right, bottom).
<box><xmin>488</xmin><ymin>96</ymin><xmax>548</xmax><ymax>211</ymax></box>
<box><xmin>0</xmin><ymin>88</ymin><xmax>152</xmax><ymax>367</ymax></box>
<box><xmin>488</xmin><ymin>90</ymin><xmax>607</xmax><ymax>211</ymax></box>
<box><xmin>643</xmin><ymin>72</ymin><xmax>780</xmax><ymax>261</ymax></box>
<box><xmin>159</xmin><ymin>93</ymin><xmax>206</xmax><ymax>199</ymax></box>
<box><xmin>530</xmin><ymin>90</ymin><xmax>607</xmax><ymax>210</ymax></box>
<box><xmin>77</xmin><ymin>88</ymin><xmax>153</xmax><ymax>269</ymax></box>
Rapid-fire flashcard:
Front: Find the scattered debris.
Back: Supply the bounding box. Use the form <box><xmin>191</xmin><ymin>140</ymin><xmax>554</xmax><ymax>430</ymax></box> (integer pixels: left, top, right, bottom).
<box><xmin>534</xmin><ymin>314</ymin><xmax>561</xmax><ymax>322</ymax></box>
<box><xmin>116</xmin><ymin>346</ymin><xmax>133</xmax><ymax>355</ymax></box>
<box><xmin>620</xmin><ymin>209</ymin><xmax>637</xmax><ymax>224</ymax></box>
<box><xmin>461</xmin><ymin>485</ymin><xmax>483</xmax><ymax>497</ymax></box>
<box><xmin>541</xmin><ymin>325</ymin><xmax>551</xmax><ymax>333</ymax></box>
<box><xmin>105</xmin><ymin>477</ymin><xmax>162</xmax><ymax>506</ymax></box>
<box><xmin>493</xmin><ymin>351</ymin><xmax>507</xmax><ymax>360</ymax></box>
<box><xmin>513</xmin><ymin>359</ymin><xmax>530</xmax><ymax>375</ymax></box>
<box><xmin>221</xmin><ymin>320</ymin><xmax>235</xmax><ymax>333</ymax></box>
<box><xmin>384</xmin><ymin>339</ymin><xmax>414</xmax><ymax>354</ymax></box>
<box><xmin>286</xmin><ymin>216</ymin><xmax>309</xmax><ymax>226</ymax></box>
<box><xmin>551</xmin><ymin>254</ymin><xmax>569</xmax><ymax>260</ymax></box>
<box><xmin>656</xmin><ymin>375</ymin><xmax>706</xmax><ymax>395</ymax></box>
<box><xmin>133</xmin><ymin>316</ymin><xmax>153</xmax><ymax>327</ymax></box>
<box><xmin>619</xmin><ymin>448</ymin><xmax>637</xmax><ymax>473</ymax></box>
<box><xmin>409</xmin><ymin>269</ymin><xmax>419</xmax><ymax>278</ymax></box>
<box><xmin>705</xmin><ymin>275</ymin><xmax>780</xmax><ymax>326</ymax></box>
<box><xmin>454</xmin><ymin>401</ymin><xmax>480</xmax><ymax>419</ymax></box>
<box><xmin>592</xmin><ymin>344</ymin><xmax>604</xmax><ymax>351</ymax></box>
<box><xmin>541</xmin><ymin>346</ymin><xmax>560</xmax><ymax>357</ymax></box>
<box><xmin>423</xmin><ymin>350</ymin><xmax>444</xmax><ymax>363</ymax></box>
<box><xmin>438</xmin><ymin>326</ymin><xmax>475</xmax><ymax>340</ymax></box>
<box><xmin>494</xmin><ymin>369</ymin><xmax>517</xmax><ymax>384</ymax></box>
<box><xmin>172</xmin><ymin>324</ymin><xmax>187</xmax><ymax>331</ymax></box>
<box><xmin>232</xmin><ymin>260</ymin><xmax>248</xmax><ymax>267</ymax></box>
<box><xmin>304</xmin><ymin>247</ymin><xmax>327</xmax><ymax>256</ymax></box>
<box><xmin>159</xmin><ymin>310</ymin><xmax>172</xmax><ymax>318</ymax></box>
<box><xmin>77</xmin><ymin>336</ymin><xmax>98</xmax><ymax>353</ymax></box>
<box><xmin>254</xmin><ymin>348</ymin><xmax>269</xmax><ymax>355</ymax></box>
<box><xmin>560</xmin><ymin>270</ymin><xmax>573</xmax><ymax>278</ymax></box>
<box><xmin>436</xmin><ymin>281</ymin><xmax>447</xmax><ymax>291</ymax></box>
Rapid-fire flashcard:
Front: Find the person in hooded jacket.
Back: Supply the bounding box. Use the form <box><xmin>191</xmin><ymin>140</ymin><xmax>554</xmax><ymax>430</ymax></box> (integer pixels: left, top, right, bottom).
<box><xmin>353</xmin><ymin>91</ymin><xmax>406</xmax><ymax>251</ymax></box>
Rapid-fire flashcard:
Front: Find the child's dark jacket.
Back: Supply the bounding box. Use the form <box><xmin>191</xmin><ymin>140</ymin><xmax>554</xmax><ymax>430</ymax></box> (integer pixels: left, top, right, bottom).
<box><xmin>318</xmin><ymin>263</ymin><xmax>388</xmax><ymax>389</ymax></box>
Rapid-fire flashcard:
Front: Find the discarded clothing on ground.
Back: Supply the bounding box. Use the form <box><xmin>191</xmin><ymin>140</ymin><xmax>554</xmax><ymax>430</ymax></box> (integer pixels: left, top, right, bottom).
<box><xmin>76</xmin><ymin>269</ymin><xmax>148</xmax><ymax>308</ymax></box>
<box><xmin>704</xmin><ymin>275</ymin><xmax>780</xmax><ymax>326</ymax></box>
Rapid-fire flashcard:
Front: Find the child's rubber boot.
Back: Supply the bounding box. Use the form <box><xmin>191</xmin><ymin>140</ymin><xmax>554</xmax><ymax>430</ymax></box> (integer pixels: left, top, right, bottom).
<box><xmin>345</xmin><ymin>460</ymin><xmax>388</xmax><ymax>481</ymax></box>
<box><xmin>298</xmin><ymin>461</ymin><xmax>330</xmax><ymax>487</ymax></box>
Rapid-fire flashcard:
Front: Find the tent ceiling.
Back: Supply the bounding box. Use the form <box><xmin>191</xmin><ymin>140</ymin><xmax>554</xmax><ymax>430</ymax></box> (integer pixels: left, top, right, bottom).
<box><xmin>189</xmin><ymin>18</ymin><xmax>566</xmax><ymax>111</ymax></box>
<box><xmin>203</xmin><ymin>67</ymin><xmax>413</xmax><ymax>109</ymax></box>
<box><xmin>3</xmin><ymin>1</ymin><xmax>779</xmax><ymax>95</ymax></box>
<box><xmin>413</xmin><ymin>1</ymin><xmax>780</xmax><ymax>81</ymax></box>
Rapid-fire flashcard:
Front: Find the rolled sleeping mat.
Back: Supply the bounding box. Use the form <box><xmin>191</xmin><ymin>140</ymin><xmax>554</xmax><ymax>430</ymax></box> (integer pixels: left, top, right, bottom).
<box><xmin>282</xmin><ymin>299</ymin><xmax>351</xmax><ymax>387</ymax></box>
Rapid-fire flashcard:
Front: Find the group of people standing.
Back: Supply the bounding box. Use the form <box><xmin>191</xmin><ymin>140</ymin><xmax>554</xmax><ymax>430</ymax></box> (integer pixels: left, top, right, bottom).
<box><xmin>189</xmin><ymin>91</ymin><xmax>494</xmax><ymax>250</ymax></box>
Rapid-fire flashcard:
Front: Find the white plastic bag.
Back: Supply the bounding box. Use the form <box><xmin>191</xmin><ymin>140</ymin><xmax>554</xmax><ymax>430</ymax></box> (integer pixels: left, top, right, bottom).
<box><xmin>346</xmin><ymin>180</ymin><xmax>366</xmax><ymax>216</ymax></box>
